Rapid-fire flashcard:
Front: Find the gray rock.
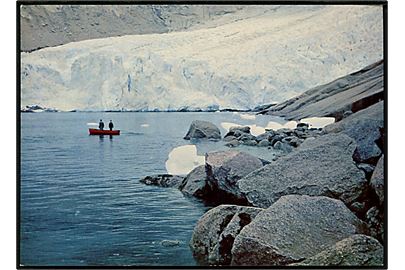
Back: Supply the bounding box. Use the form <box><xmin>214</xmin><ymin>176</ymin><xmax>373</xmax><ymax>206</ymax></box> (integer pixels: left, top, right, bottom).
<box><xmin>296</xmin><ymin>122</ymin><xmax>309</xmax><ymax>129</ymax></box>
<box><xmin>289</xmin><ymin>137</ymin><xmax>302</xmax><ymax>147</ymax></box>
<box><xmin>366</xmin><ymin>206</ymin><xmax>384</xmax><ymax>243</ymax></box>
<box><xmin>190</xmin><ymin>204</ymin><xmax>263</xmax><ymax>265</ymax></box>
<box><xmin>139</xmin><ymin>174</ymin><xmax>185</xmax><ymax>188</ymax></box>
<box><xmin>255</xmin><ymin>134</ymin><xmax>268</xmax><ymax>142</ymax></box>
<box><xmin>179</xmin><ymin>165</ymin><xmax>208</xmax><ymax>198</ymax></box>
<box><xmin>184</xmin><ymin>120</ymin><xmax>221</xmax><ymax>140</ymax></box>
<box><xmin>370</xmin><ymin>155</ymin><xmax>384</xmax><ymax>205</ymax></box>
<box><xmin>223</xmin><ymin>135</ymin><xmax>237</xmax><ymax>142</ymax></box>
<box><xmin>277</xmin><ymin>128</ymin><xmax>294</xmax><ymax>135</ymax></box>
<box><xmin>291</xmin><ymin>234</ymin><xmax>383</xmax><ymax>267</ymax></box>
<box><xmin>231</xmin><ymin>195</ymin><xmax>367</xmax><ymax>266</ymax></box>
<box><xmin>273</xmin><ymin>141</ymin><xmax>293</xmax><ymax>153</ymax></box>
<box><xmin>324</xmin><ymin>101</ymin><xmax>384</xmax><ymax>164</ymax></box>
<box><xmin>225</xmin><ymin>139</ymin><xmax>240</xmax><ymax>148</ymax></box>
<box><xmin>238</xmin><ymin>133</ymin><xmax>367</xmax><ymax>208</ymax></box>
<box><xmin>357</xmin><ymin>163</ymin><xmax>376</xmax><ymax>180</ymax></box>
<box><xmin>350</xmin><ymin>201</ymin><xmax>367</xmax><ymax>215</ymax></box>
<box><xmin>293</xmin><ymin>129</ymin><xmax>307</xmax><ymax>138</ymax></box>
<box><xmin>238</xmin><ymin>133</ymin><xmax>256</xmax><ymax>142</ymax></box>
<box><xmin>229</xmin><ymin>126</ymin><xmax>250</xmax><ymax>134</ymax></box>
<box><xmin>205</xmin><ymin>151</ymin><xmax>265</xmax><ymax>201</ymax></box>
<box><xmin>343</xmin><ymin>110</ymin><xmax>353</xmax><ymax>118</ymax></box>
<box><xmin>224</xmin><ymin>127</ymin><xmax>252</xmax><ymax>139</ymax></box>
<box><xmin>241</xmin><ymin>139</ymin><xmax>257</xmax><ymax>146</ymax></box>
<box><xmin>267</xmin><ymin>60</ymin><xmax>384</xmax><ymax>121</ymax></box>
<box><xmin>257</xmin><ymin>139</ymin><xmax>270</xmax><ymax>147</ymax></box>
<box><xmin>270</xmin><ymin>133</ymin><xmax>286</xmax><ymax>146</ymax></box>
<box><xmin>281</xmin><ymin>135</ymin><xmax>295</xmax><ymax>142</ymax></box>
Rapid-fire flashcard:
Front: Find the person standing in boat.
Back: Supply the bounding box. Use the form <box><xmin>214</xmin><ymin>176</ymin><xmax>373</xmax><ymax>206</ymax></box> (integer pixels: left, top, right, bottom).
<box><xmin>109</xmin><ymin>120</ymin><xmax>114</xmax><ymax>131</ymax></box>
<box><xmin>99</xmin><ymin>119</ymin><xmax>105</xmax><ymax>130</ymax></box>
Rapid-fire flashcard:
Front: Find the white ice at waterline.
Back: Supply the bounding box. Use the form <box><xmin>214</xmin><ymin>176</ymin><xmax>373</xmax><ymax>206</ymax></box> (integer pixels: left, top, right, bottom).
<box><xmin>165</xmin><ymin>145</ymin><xmax>205</xmax><ymax>175</ymax></box>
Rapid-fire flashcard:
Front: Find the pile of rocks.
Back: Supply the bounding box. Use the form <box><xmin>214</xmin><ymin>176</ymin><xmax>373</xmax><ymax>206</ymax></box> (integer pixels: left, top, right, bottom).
<box><xmin>190</xmin><ymin>195</ymin><xmax>382</xmax><ymax>266</ymax></box>
<box><xmin>223</xmin><ymin>123</ymin><xmax>323</xmax><ymax>153</ymax></box>
<box><xmin>140</xmin><ymin>100</ymin><xmax>385</xmax><ymax>267</ymax></box>
<box><xmin>140</xmin><ymin>150</ymin><xmax>269</xmax><ymax>205</ymax></box>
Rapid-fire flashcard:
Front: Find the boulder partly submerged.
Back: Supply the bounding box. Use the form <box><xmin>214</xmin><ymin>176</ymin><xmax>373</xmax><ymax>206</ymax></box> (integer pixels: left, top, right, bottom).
<box><xmin>184</xmin><ymin>120</ymin><xmax>221</xmax><ymax>140</ymax></box>
<box><xmin>370</xmin><ymin>155</ymin><xmax>384</xmax><ymax>206</ymax></box>
<box><xmin>178</xmin><ymin>165</ymin><xmax>209</xmax><ymax>198</ymax></box>
<box><xmin>324</xmin><ymin>101</ymin><xmax>384</xmax><ymax>164</ymax></box>
<box><xmin>205</xmin><ymin>151</ymin><xmax>267</xmax><ymax>203</ymax></box>
<box><xmin>238</xmin><ymin>133</ymin><xmax>367</xmax><ymax>208</ymax></box>
<box><xmin>190</xmin><ymin>204</ymin><xmax>263</xmax><ymax>265</ymax></box>
<box><xmin>231</xmin><ymin>195</ymin><xmax>367</xmax><ymax>266</ymax></box>
<box><xmin>291</xmin><ymin>234</ymin><xmax>384</xmax><ymax>267</ymax></box>
<box><xmin>139</xmin><ymin>174</ymin><xmax>185</xmax><ymax>188</ymax></box>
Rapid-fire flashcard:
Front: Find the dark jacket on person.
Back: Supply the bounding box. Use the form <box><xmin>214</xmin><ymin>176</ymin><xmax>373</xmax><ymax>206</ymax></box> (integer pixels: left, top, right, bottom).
<box><xmin>109</xmin><ymin>122</ymin><xmax>114</xmax><ymax>130</ymax></box>
<box><xmin>99</xmin><ymin>121</ymin><xmax>105</xmax><ymax>130</ymax></box>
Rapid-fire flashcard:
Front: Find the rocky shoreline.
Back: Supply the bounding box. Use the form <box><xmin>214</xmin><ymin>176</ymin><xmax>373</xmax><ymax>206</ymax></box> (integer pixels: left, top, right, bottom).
<box><xmin>139</xmin><ymin>61</ymin><xmax>385</xmax><ymax>266</ymax></box>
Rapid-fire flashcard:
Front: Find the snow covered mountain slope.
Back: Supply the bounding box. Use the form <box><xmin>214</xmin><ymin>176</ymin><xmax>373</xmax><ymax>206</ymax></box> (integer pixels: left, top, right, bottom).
<box><xmin>21</xmin><ymin>5</ymin><xmax>383</xmax><ymax>112</ymax></box>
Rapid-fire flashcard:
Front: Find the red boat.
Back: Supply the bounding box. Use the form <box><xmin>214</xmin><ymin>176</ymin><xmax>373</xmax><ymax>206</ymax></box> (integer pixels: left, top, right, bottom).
<box><xmin>89</xmin><ymin>128</ymin><xmax>120</xmax><ymax>135</ymax></box>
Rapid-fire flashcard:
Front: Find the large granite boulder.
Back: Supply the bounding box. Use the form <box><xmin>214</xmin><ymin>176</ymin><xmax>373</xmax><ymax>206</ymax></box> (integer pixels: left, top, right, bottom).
<box><xmin>370</xmin><ymin>155</ymin><xmax>384</xmax><ymax>206</ymax></box>
<box><xmin>238</xmin><ymin>133</ymin><xmax>367</xmax><ymax>208</ymax></box>
<box><xmin>179</xmin><ymin>165</ymin><xmax>209</xmax><ymax>198</ymax></box>
<box><xmin>324</xmin><ymin>101</ymin><xmax>384</xmax><ymax>164</ymax></box>
<box><xmin>231</xmin><ymin>195</ymin><xmax>367</xmax><ymax>266</ymax></box>
<box><xmin>190</xmin><ymin>204</ymin><xmax>263</xmax><ymax>265</ymax></box>
<box><xmin>264</xmin><ymin>60</ymin><xmax>384</xmax><ymax>121</ymax></box>
<box><xmin>291</xmin><ymin>234</ymin><xmax>383</xmax><ymax>267</ymax></box>
<box><xmin>205</xmin><ymin>151</ymin><xmax>266</xmax><ymax>202</ymax></box>
<box><xmin>184</xmin><ymin>120</ymin><xmax>221</xmax><ymax>140</ymax></box>
<box><xmin>139</xmin><ymin>174</ymin><xmax>184</xmax><ymax>188</ymax></box>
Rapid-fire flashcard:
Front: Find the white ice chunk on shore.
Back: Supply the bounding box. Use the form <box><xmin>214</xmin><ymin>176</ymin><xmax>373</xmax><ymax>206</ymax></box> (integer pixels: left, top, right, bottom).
<box><xmin>300</xmin><ymin>117</ymin><xmax>335</xmax><ymax>129</ymax></box>
<box><xmin>266</xmin><ymin>121</ymin><xmax>297</xmax><ymax>131</ymax></box>
<box><xmin>165</xmin><ymin>145</ymin><xmax>205</xmax><ymax>175</ymax></box>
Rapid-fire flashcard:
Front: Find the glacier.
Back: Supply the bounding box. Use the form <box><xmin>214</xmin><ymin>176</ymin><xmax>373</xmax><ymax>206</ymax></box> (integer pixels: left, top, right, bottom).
<box><xmin>21</xmin><ymin>5</ymin><xmax>383</xmax><ymax>112</ymax></box>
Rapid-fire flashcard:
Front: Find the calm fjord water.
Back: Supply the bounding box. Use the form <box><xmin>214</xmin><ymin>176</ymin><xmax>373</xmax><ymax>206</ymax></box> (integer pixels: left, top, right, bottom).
<box><xmin>20</xmin><ymin>112</ymin><xmax>281</xmax><ymax>266</ymax></box>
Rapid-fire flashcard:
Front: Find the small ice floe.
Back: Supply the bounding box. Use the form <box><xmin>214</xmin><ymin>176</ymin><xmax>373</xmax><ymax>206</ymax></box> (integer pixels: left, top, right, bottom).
<box><xmin>74</xmin><ymin>210</ymin><xmax>80</xmax><ymax>216</ymax></box>
<box><xmin>141</xmin><ymin>124</ymin><xmax>150</xmax><ymax>127</ymax></box>
<box><xmin>266</xmin><ymin>120</ymin><xmax>297</xmax><ymax>130</ymax></box>
<box><xmin>249</xmin><ymin>125</ymin><xmax>266</xmax><ymax>136</ymax></box>
<box><xmin>165</xmin><ymin>145</ymin><xmax>205</xmax><ymax>175</ymax></box>
<box><xmin>87</xmin><ymin>122</ymin><xmax>98</xmax><ymax>126</ymax></box>
<box><xmin>300</xmin><ymin>117</ymin><xmax>335</xmax><ymax>129</ymax></box>
<box><xmin>239</xmin><ymin>113</ymin><xmax>256</xmax><ymax>120</ymax></box>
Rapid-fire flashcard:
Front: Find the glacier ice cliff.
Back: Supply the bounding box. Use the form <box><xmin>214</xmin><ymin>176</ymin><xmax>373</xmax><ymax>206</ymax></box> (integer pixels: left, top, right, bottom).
<box><xmin>21</xmin><ymin>5</ymin><xmax>383</xmax><ymax>112</ymax></box>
